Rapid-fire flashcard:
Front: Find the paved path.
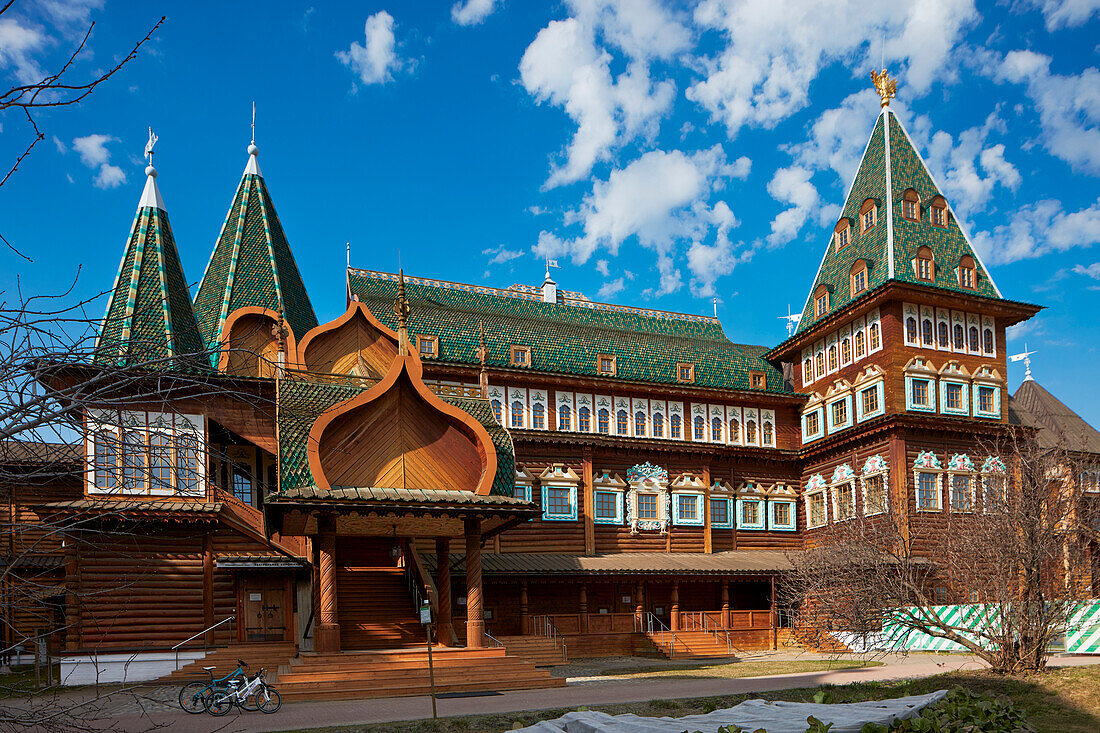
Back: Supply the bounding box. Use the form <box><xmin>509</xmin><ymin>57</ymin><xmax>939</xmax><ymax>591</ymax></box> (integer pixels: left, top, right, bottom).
<box><xmin>9</xmin><ymin>654</ymin><xmax>1099</xmax><ymax>733</ymax></box>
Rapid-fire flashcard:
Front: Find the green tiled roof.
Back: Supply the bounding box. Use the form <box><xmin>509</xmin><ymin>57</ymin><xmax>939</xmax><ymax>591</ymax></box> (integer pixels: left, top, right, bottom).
<box><xmin>96</xmin><ymin>202</ymin><xmax>205</xmax><ymax>368</ymax></box>
<box><xmin>797</xmin><ymin>108</ymin><xmax>1001</xmax><ymax>334</ymax></box>
<box><xmin>193</xmin><ymin>166</ymin><xmax>318</xmax><ymax>360</ymax></box>
<box><xmin>275</xmin><ymin>378</ymin><xmax>515</xmax><ymax>499</ymax></box>
<box><xmin>348</xmin><ymin>270</ymin><xmax>787</xmax><ymax>394</ymax></box>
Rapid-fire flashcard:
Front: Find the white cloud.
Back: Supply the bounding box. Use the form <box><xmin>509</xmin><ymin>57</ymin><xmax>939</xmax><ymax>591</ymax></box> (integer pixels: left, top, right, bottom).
<box><xmin>1073</xmin><ymin>262</ymin><xmax>1100</xmax><ymax>279</ymax></box>
<box><xmin>917</xmin><ymin>112</ymin><xmax>1021</xmax><ymax>216</ymax></box>
<box><xmin>52</xmin><ymin>135</ymin><xmax>66</xmax><ymax>154</ymax></box>
<box><xmin>597</xmin><ymin>277</ymin><xmax>625</xmax><ymax>297</ymax></box>
<box><xmin>688</xmin><ymin>0</ymin><xmax>978</xmax><ymax>138</ymax></box>
<box><xmin>482</xmin><ymin>245</ymin><xmax>523</xmax><ymax>265</ymax></box>
<box><xmin>72</xmin><ymin>134</ymin><xmax>126</xmax><ymax>189</ymax></box>
<box><xmin>0</xmin><ymin>17</ymin><xmax>47</xmax><ymax>84</ymax></box>
<box><xmin>519</xmin><ymin>0</ymin><xmax>690</xmax><ymax>187</ymax></box>
<box><xmin>766</xmin><ymin>165</ymin><xmax>828</xmax><ymax>247</ymax></box>
<box><xmin>452</xmin><ymin>0</ymin><xmax>501</xmax><ymax>26</ymax></box>
<box><xmin>595</xmin><ymin>259</ymin><xmax>611</xmax><ymax>276</ymax></box>
<box><xmin>93</xmin><ymin>164</ymin><xmax>125</xmax><ymax>189</ymax></box>
<box><xmin>991</xmin><ymin>50</ymin><xmax>1100</xmax><ymax>174</ymax></box>
<box><xmin>686</xmin><ymin>200</ymin><xmax>754</xmax><ymax>297</ymax></box>
<box><xmin>1006</xmin><ymin>318</ymin><xmax>1043</xmax><ymax>343</ymax></box>
<box><xmin>336</xmin><ymin>11</ymin><xmax>402</xmax><ymax>86</ymax></box>
<box><xmin>973</xmin><ymin>198</ymin><xmax>1100</xmax><ymax>264</ymax></box>
<box><xmin>1019</xmin><ymin>0</ymin><xmax>1100</xmax><ymax>30</ymax></box>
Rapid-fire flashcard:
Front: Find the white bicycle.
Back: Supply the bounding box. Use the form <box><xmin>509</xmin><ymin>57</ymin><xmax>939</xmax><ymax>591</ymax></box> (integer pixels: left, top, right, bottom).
<box><xmin>208</xmin><ymin>667</ymin><xmax>282</xmax><ymax>715</ymax></box>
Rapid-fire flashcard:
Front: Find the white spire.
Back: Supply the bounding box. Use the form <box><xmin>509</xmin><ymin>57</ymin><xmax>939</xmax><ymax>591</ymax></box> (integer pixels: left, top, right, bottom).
<box><xmin>1010</xmin><ymin>344</ymin><xmax>1038</xmax><ymax>382</ymax></box>
<box><xmin>138</xmin><ymin>126</ymin><xmax>165</xmax><ymax>210</ymax></box>
<box><xmin>244</xmin><ymin>102</ymin><xmax>263</xmax><ymax>176</ymax></box>
<box><xmin>542</xmin><ymin>258</ymin><xmax>559</xmax><ymax>303</ymax></box>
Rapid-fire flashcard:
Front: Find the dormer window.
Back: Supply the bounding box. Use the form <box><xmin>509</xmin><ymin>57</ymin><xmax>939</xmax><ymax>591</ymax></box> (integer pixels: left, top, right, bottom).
<box><xmin>417</xmin><ymin>334</ymin><xmax>439</xmax><ymax>358</ymax></box>
<box><xmin>814</xmin><ymin>285</ymin><xmax>830</xmax><ymax>319</ymax></box>
<box><xmin>510</xmin><ymin>345</ymin><xmax>531</xmax><ymax>367</ymax></box>
<box><xmin>914</xmin><ymin>246</ymin><xmax>935</xmax><ymax>282</ymax></box>
<box><xmin>860</xmin><ymin>199</ymin><xmax>877</xmax><ymax>232</ymax></box>
<box><xmin>834</xmin><ymin>218</ymin><xmax>851</xmax><ymax>251</ymax></box>
<box><xmin>597</xmin><ymin>354</ymin><xmax>617</xmax><ymax>376</ymax></box>
<box><xmin>930</xmin><ymin>196</ymin><xmax>947</xmax><ymax>228</ymax></box>
<box><xmin>850</xmin><ymin>260</ymin><xmax>868</xmax><ymax>296</ymax></box>
<box><xmin>902</xmin><ymin>189</ymin><xmax>920</xmax><ymax>221</ymax></box>
<box><xmin>676</xmin><ymin>362</ymin><xmax>695</xmax><ymax>383</ymax></box>
<box><xmin>749</xmin><ymin>370</ymin><xmax>766</xmax><ymax>390</ymax></box>
<box><xmin>957</xmin><ymin>255</ymin><xmax>976</xmax><ymax>289</ymax></box>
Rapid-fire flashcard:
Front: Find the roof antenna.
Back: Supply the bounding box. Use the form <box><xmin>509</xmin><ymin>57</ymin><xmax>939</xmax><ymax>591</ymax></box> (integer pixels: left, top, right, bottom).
<box><xmin>1009</xmin><ymin>343</ymin><xmax>1038</xmax><ymax>382</ymax></box>
<box><xmin>778</xmin><ymin>304</ymin><xmax>801</xmax><ymax>337</ymax></box>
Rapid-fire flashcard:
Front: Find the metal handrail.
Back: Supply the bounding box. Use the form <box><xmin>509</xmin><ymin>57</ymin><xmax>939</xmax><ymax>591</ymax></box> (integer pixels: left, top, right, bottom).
<box><xmin>530</xmin><ymin>615</ymin><xmax>568</xmax><ymax>662</ymax></box>
<box><xmin>172</xmin><ymin>616</ymin><xmax>235</xmax><ymax>670</ymax></box>
<box><xmin>483</xmin><ymin>631</ymin><xmax>504</xmax><ymax>649</ymax></box>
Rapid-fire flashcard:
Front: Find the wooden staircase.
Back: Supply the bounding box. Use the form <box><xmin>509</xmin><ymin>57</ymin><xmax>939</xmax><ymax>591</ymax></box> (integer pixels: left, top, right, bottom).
<box><xmin>778</xmin><ymin>627</ymin><xmax>852</xmax><ymax>654</ymax></box>
<box><xmin>338</xmin><ymin>567</ymin><xmax>424</xmax><ymax>650</ymax></box>
<box><xmin>157</xmin><ymin>642</ymin><xmax>297</xmax><ymax>683</ymax></box>
<box><xmin>647</xmin><ymin>630</ymin><xmax>742</xmax><ymax>659</ymax></box>
<box><xmin>275</xmin><ymin>647</ymin><xmax>566</xmax><ymax>702</ymax></box>
<box><xmin>498</xmin><ymin>635</ymin><xmax>567</xmax><ymax>665</ymax></box>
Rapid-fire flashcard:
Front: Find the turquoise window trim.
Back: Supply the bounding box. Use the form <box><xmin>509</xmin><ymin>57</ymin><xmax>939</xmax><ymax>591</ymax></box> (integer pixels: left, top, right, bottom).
<box><xmin>672</xmin><ymin>491</ymin><xmax>704</xmax><ymax>526</ymax></box>
<box><xmin>709</xmin><ymin>497</ymin><xmax>733</xmax><ymax>528</ymax></box>
<box><xmin>939</xmin><ymin>379</ymin><xmax>970</xmax><ymax>416</ymax></box>
<box><xmin>736</xmin><ymin>497</ymin><xmax>766</xmax><ymax>530</ymax></box>
<box><xmin>592</xmin><ymin>489</ymin><xmax>624</xmax><ymax>525</ymax></box>
<box><xmin>802</xmin><ymin>407</ymin><xmax>825</xmax><ymax>443</ymax></box>
<box><xmin>855</xmin><ymin>380</ymin><xmax>885</xmax><ymax>422</ymax></box>
<box><xmin>905</xmin><ymin>376</ymin><xmax>937</xmax><ymax>412</ymax></box>
<box><xmin>769</xmin><ymin>499</ymin><xmax>797</xmax><ymax>531</ymax></box>
<box><xmin>825</xmin><ymin>395</ymin><xmax>853</xmax><ymax>434</ymax></box>
<box><xmin>513</xmin><ymin>484</ymin><xmax>532</xmax><ymax>502</ymax></box>
<box><xmin>541</xmin><ymin>484</ymin><xmax>578</xmax><ymax>521</ymax></box>
<box><xmin>972</xmin><ymin>384</ymin><xmax>1001</xmax><ymax>419</ymax></box>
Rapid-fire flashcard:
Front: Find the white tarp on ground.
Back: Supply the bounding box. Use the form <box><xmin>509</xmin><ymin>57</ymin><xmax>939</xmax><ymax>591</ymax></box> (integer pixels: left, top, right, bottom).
<box><xmin>512</xmin><ymin>690</ymin><xmax>949</xmax><ymax>733</ymax></box>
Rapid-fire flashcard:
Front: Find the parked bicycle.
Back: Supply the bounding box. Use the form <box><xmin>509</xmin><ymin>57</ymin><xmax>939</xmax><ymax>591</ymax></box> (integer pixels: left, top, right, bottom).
<box><xmin>178</xmin><ymin>659</ymin><xmax>249</xmax><ymax>714</ymax></box>
<box><xmin>207</xmin><ymin>666</ymin><xmax>281</xmax><ymax>715</ymax></box>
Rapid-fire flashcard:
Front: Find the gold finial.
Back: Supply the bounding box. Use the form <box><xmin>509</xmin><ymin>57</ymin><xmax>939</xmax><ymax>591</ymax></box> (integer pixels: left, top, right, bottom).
<box><xmin>476</xmin><ymin>321</ymin><xmax>488</xmax><ymax>398</ymax></box>
<box><xmin>871</xmin><ymin>68</ymin><xmax>897</xmax><ymax>108</ymax></box>
<box><xmin>393</xmin><ymin>269</ymin><xmax>411</xmax><ymax>355</ymax></box>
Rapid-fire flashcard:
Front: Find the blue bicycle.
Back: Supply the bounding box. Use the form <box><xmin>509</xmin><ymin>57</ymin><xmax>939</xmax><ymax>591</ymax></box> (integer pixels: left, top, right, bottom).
<box><xmin>178</xmin><ymin>659</ymin><xmax>249</xmax><ymax>714</ymax></box>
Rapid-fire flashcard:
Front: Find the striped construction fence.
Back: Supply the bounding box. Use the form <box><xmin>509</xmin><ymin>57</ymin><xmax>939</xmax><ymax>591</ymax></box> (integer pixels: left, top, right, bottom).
<box><xmin>1066</xmin><ymin>600</ymin><xmax>1100</xmax><ymax>654</ymax></box>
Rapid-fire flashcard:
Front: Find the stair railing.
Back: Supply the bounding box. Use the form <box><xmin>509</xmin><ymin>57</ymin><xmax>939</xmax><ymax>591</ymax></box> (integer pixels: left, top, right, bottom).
<box><xmin>483</xmin><ymin>631</ymin><xmax>505</xmax><ymax>649</ymax></box>
<box><xmin>636</xmin><ymin>612</ymin><xmax>685</xmax><ymax>659</ymax></box>
<box><xmin>402</xmin><ymin>542</ymin><xmax>439</xmax><ymax>635</ymax></box>
<box><xmin>531</xmin><ymin>615</ymin><xmax>568</xmax><ymax>662</ymax></box>
<box><xmin>171</xmin><ymin>616</ymin><xmax>235</xmax><ymax>670</ymax></box>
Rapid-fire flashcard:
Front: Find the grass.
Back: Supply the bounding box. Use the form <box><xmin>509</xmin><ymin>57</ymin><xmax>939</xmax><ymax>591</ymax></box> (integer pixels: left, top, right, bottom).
<box><xmin>0</xmin><ymin>665</ymin><xmax>61</xmax><ymax>699</ymax></box>
<box><xmin>279</xmin><ymin>664</ymin><xmax>1100</xmax><ymax>733</ymax></box>
<box><xmin>598</xmin><ymin>658</ymin><xmax>883</xmax><ymax>679</ymax></box>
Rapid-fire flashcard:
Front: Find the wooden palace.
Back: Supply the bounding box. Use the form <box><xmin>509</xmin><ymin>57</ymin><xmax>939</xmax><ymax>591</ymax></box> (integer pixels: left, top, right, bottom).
<box><xmin>4</xmin><ymin>74</ymin><xmax>1099</xmax><ymax>693</ymax></box>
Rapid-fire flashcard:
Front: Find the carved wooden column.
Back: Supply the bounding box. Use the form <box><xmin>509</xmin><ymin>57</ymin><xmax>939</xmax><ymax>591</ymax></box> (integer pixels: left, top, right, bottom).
<box><xmin>670</xmin><ymin>580</ymin><xmax>680</xmax><ymax>631</ymax></box>
<box><xmin>582</xmin><ymin>447</ymin><xmax>595</xmax><ymax>556</ymax></box>
<box><xmin>436</xmin><ymin>537</ymin><xmax>453</xmax><ymax>646</ymax></box>
<box><xmin>520</xmin><ymin>582</ymin><xmax>530</xmax><ymax>635</ymax></box>
<box><xmin>720</xmin><ymin>580</ymin><xmax>730</xmax><ymax>629</ymax></box>
<box><xmin>203</xmin><ymin>529</ymin><xmax>214</xmax><ymax>642</ymax></box>
<box><xmin>579</xmin><ymin>583</ymin><xmax>588</xmax><ymax>633</ymax></box>
<box><xmin>634</xmin><ymin>580</ymin><xmax>644</xmax><ymax>624</ymax></box>
<box><xmin>315</xmin><ymin>515</ymin><xmax>340</xmax><ymax>653</ymax></box>
<box><xmin>464</xmin><ymin>517</ymin><xmax>485</xmax><ymax>649</ymax></box>
<box><xmin>770</xmin><ymin>574</ymin><xmax>778</xmax><ymax>650</ymax></box>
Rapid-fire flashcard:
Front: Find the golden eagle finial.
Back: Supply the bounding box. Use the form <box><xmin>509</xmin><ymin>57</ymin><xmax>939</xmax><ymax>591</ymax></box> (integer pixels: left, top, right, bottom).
<box><xmin>393</xmin><ymin>269</ymin><xmax>411</xmax><ymax>355</ymax></box>
<box><xmin>871</xmin><ymin>69</ymin><xmax>897</xmax><ymax>108</ymax></box>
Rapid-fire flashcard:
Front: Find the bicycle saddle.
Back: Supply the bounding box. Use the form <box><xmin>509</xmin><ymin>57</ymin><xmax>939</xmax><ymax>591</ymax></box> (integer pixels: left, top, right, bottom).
<box><xmin>238</xmin><ymin>659</ymin><xmax>248</xmax><ymax>668</ymax></box>
<box><xmin>203</xmin><ymin>666</ymin><xmax>216</xmax><ymax>671</ymax></box>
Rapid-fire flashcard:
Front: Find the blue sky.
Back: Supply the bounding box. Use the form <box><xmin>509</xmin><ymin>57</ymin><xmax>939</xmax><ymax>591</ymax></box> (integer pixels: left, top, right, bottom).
<box><xmin>1</xmin><ymin>0</ymin><xmax>1099</xmax><ymax>425</ymax></box>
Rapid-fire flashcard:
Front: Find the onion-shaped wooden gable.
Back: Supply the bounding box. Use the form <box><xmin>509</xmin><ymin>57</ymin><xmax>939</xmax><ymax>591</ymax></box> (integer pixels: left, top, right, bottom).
<box><xmin>297</xmin><ymin>301</ymin><xmax>399</xmax><ymax>379</ymax></box>
<box><xmin>307</xmin><ymin>351</ymin><xmax>498</xmax><ymax>495</ymax></box>
<box><xmin>218</xmin><ymin>306</ymin><xmax>295</xmax><ymax>378</ymax></box>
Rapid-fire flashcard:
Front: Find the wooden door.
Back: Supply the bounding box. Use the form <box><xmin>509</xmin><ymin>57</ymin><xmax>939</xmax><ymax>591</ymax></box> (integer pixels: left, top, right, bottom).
<box><xmin>241</xmin><ymin>577</ymin><xmax>289</xmax><ymax>642</ymax></box>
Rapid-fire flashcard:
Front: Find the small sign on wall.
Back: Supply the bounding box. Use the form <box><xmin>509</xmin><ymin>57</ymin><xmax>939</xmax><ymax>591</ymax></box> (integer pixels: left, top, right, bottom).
<box><xmin>621</xmin><ymin>595</ymin><xmax>632</xmax><ymax>604</ymax></box>
<box><xmin>249</xmin><ymin>592</ymin><xmax>262</xmax><ymax>602</ymax></box>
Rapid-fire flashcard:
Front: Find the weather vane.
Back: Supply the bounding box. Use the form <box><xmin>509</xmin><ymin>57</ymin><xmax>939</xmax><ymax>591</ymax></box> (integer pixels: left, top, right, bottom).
<box><xmin>144</xmin><ymin>126</ymin><xmax>158</xmax><ymax>165</ymax></box>
<box><xmin>870</xmin><ymin>68</ymin><xmax>897</xmax><ymax>108</ymax></box>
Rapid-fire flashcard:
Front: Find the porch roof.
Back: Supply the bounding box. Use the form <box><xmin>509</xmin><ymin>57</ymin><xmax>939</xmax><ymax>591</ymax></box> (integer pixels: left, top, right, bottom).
<box><xmin>267</xmin><ymin>486</ymin><xmax>538</xmax><ymax>516</ymax></box>
<box><xmin>35</xmin><ymin>498</ymin><xmax>223</xmax><ymax>520</ymax></box>
<box><xmin>424</xmin><ymin>550</ymin><xmax>793</xmax><ymax>576</ymax></box>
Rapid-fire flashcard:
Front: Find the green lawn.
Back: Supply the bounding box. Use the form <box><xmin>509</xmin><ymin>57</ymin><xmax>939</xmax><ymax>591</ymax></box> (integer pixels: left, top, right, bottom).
<box><xmin>599</xmin><ymin>658</ymin><xmax>882</xmax><ymax>679</ymax></box>
<box><xmin>282</xmin><ymin>664</ymin><xmax>1100</xmax><ymax>733</ymax></box>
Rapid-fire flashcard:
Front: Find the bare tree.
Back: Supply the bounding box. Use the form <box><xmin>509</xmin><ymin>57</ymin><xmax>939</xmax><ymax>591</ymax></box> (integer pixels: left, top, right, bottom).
<box><xmin>785</xmin><ymin>431</ymin><xmax>1098</xmax><ymax>674</ymax></box>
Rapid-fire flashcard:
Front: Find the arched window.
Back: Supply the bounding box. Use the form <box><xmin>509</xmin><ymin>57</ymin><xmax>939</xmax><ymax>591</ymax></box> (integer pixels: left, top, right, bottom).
<box><xmin>915</xmin><ymin>246</ymin><xmax>935</xmax><ymax>281</ymax></box>
<box><xmin>859</xmin><ymin>198</ymin><xmax>877</xmax><ymax>232</ymax></box>
<box><xmin>652</xmin><ymin>412</ymin><xmax>664</xmax><ymax>438</ymax></box>
<box><xmin>729</xmin><ymin>418</ymin><xmax>740</xmax><ymax>443</ymax></box>
<box><xmin>869</xmin><ymin>322</ymin><xmax>880</xmax><ymax>350</ymax></box>
<box><xmin>854</xmin><ymin>331</ymin><xmax>865</xmax><ymax>358</ymax></box>
<box><xmin>930</xmin><ymin>196</ymin><xmax>947</xmax><ymax>227</ymax></box>
<box><xmin>532</xmin><ymin>403</ymin><xmax>545</xmax><ymax>429</ymax></box>
<box><xmin>850</xmin><ymin>260</ymin><xmax>868</xmax><ymax>295</ymax></box>
<box><xmin>746</xmin><ymin>419</ymin><xmax>757</xmax><ymax>443</ymax></box>
<box><xmin>711</xmin><ymin>416</ymin><xmax>722</xmax><ymax>442</ymax></box>
<box><xmin>983</xmin><ymin>328</ymin><xmax>994</xmax><ymax>354</ymax></box>
<box><xmin>953</xmin><ymin>323</ymin><xmax>964</xmax><ymax>350</ymax></box>
<box><xmin>763</xmin><ymin>420</ymin><xmax>774</xmax><ymax>445</ymax></box>
<box><xmin>558</xmin><ymin>404</ymin><xmax>571</xmax><ymax>431</ymax></box>
<box><xmin>597</xmin><ymin>408</ymin><xmax>610</xmax><ymax>434</ymax></box>
<box><xmin>958</xmin><ymin>255</ymin><xmax>976</xmax><ymax>289</ymax></box>
<box><xmin>841</xmin><ymin>337</ymin><xmax>851</xmax><ymax>363</ymax></box>
<box><xmin>491</xmin><ymin>400</ymin><xmax>503</xmax><ymax>424</ymax></box>
<box><xmin>922</xmin><ymin>318</ymin><xmax>934</xmax><ymax>346</ymax></box>
<box><xmin>635</xmin><ymin>411</ymin><xmax>647</xmax><ymax>437</ymax></box>
<box><xmin>834</xmin><ymin>218</ymin><xmax>851</xmax><ymax>251</ymax></box>
<box><xmin>938</xmin><ymin>321</ymin><xmax>949</xmax><ymax>348</ymax></box>
<box><xmin>828</xmin><ymin>345</ymin><xmax>837</xmax><ymax>371</ymax></box>
<box><xmin>617</xmin><ymin>410</ymin><xmax>629</xmax><ymax>435</ymax></box>
<box><xmin>579</xmin><ymin>406</ymin><xmax>591</xmax><ymax>432</ymax></box>
<box><xmin>511</xmin><ymin>401</ymin><xmax>524</xmax><ymax>429</ymax></box>
<box><xmin>671</xmin><ymin>413</ymin><xmax>682</xmax><ymax>439</ymax></box>
<box><xmin>693</xmin><ymin>415</ymin><xmax>705</xmax><ymax>440</ymax></box>
<box><xmin>803</xmin><ymin>357</ymin><xmax>813</xmax><ymax>380</ymax></box>
<box><xmin>968</xmin><ymin>326</ymin><xmax>979</xmax><ymax>352</ymax></box>
<box><xmin>906</xmin><ymin>316</ymin><xmax>917</xmax><ymax>343</ymax></box>
<box><xmin>902</xmin><ymin>188</ymin><xmax>920</xmax><ymax>221</ymax></box>
<box><xmin>816</xmin><ymin>351</ymin><xmax>826</xmax><ymax>376</ymax></box>
<box><xmin>814</xmin><ymin>285</ymin><xmax>830</xmax><ymax>319</ymax></box>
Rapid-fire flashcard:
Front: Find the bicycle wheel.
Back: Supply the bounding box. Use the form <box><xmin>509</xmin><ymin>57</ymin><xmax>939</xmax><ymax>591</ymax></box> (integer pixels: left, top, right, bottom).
<box><xmin>239</xmin><ymin>689</ymin><xmax>260</xmax><ymax>712</ymax></box>
<box><xmin>207</xmin><ymin>690</ymin><xmax>235</xmax><ymax>717</ymax></box>
<box><xmin>178</xmin><ymin>682</ymin><xmax>210</xmax><ymax>714</ymax></box>
<box><xmin>257</xmin><ymin>685</ymin><xmax>282</xmax><ymax>713</ymax></box>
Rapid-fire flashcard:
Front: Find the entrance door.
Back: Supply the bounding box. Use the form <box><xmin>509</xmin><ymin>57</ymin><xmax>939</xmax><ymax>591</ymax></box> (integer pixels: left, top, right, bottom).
<box><xmin>241</xmin><ymin>577</ymin><xmax>288</xmax><ymax>642</ymax></box>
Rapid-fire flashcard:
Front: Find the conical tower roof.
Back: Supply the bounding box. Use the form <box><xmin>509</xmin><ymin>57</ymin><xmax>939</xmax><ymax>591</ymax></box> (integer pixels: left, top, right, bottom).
<box><xmin>797</xmin><ymin>73</ymin><xmax>1001</xmax><ymax>334</ymax></box>
<box><xmin>193</xmin><ymin>144</ymin><xmax>318</xmax><ymax>356</ymax></box>
<box><xmin>95</xmin><ymin>160</ymin><xmax>206</xmax><ymax>368</ymax></box>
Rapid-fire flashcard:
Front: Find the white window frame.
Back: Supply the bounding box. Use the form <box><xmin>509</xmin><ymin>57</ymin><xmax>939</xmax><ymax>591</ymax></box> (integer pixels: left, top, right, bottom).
<box><xmin>825</xmin><ymin>394</ymin><xmax>853</xmax><ymax>434</ymax></box>
<box><xmin>855</xmin><ymin>380</ymin><xmax>885</xmax><ymax>421</ymax></box>
<box><xmin>86</xmin><ymin>410</ymin><xmax>205</xmax><ymax>497</ymax></box>
<box><xmin>972</xmin><ymin>383</ymin><xmax>1001</xmax><ymax>419</ymax></box>
<box><xmin>805</xmin><ymin>489</ymin><xmax>828</xmax><ymax>529</ymax></box>
<box><xmin>541</xmin><ymin>484</ymin><xmax>578</xmax><ymax>521</ymax></box>
<box><xmin>592</xmin><ymin>488</ymin><xmax>625</xmax><ymax>525</ymax></box>
<box><xmin>940</xmin><ymin>379</ymin><xmax>970</xmax><ymax>416</ymax></box>
<box><xmin>802</xmin><ymin>404</ymin><xmax>825</xmax><ymax>444</ymax></box>
<box><xmin>860</xmin><ymin>455</ymin><xmax>890</xmax><ymax>517</ymax></box>
<box><xmin>769</xmin><ymin>499</ymin><xmax>797</xmax><ymax>531</ymax></box>
<box><xmin>672</xmin><ymin>491</ymin><xmax>705</xmax><ymax>526</ymax></box>
<box><xmin>709</xmin><ymin>495</ymin><xmax>733</xmax><ymax>529</ymax></box>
